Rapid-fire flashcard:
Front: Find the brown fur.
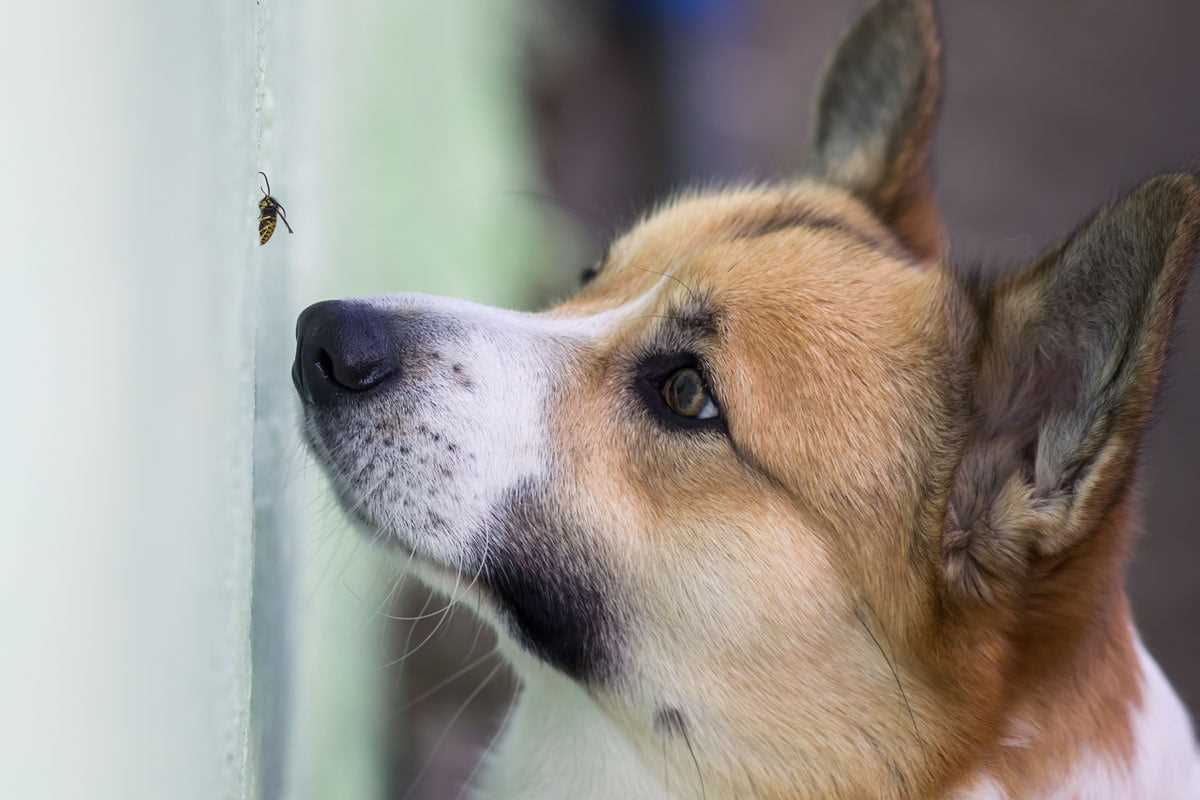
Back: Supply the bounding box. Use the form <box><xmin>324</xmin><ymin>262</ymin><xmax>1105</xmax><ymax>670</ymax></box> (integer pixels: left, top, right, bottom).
<box><xmin>537</xmin><ymin>172</ymin><xmax>1198</xmax><ymax>797</ymax></box>
<box><xmin>531</xmin><ymin>1</ymin><xmax>1200</xmax><ymax>793</ymax></box>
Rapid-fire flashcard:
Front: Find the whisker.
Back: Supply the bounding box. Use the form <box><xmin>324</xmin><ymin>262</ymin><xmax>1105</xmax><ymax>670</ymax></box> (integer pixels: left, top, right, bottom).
<box><xmin>304</xmin><ymin>522</ymin><xmax>356</xmax><ymax>604</ymax></box>
<box><xmin>463</xmin><ymin>602</ymin><xmax>490</xmax><ymax>663</ymax></box>
<box><xmin>855</xmin><ymin>604</ymin><xmax>922</xmax><ymax>746</ymax></box>
<box><xmin>370</xmin><ymin>543</ymin><xmax>420</xmax><ymax>618</ymax></box>
<box><xmin>331</xmin><ymin>528</ymin><xmax>368</xmax><ymax>600</ymax></box>
<box><xmin>381</xmin><ymin>519</ymin><xmax>492</xmax><ymax>623</ymax></box>
<box><xmin>455</xmin><ymin>673</ymin><xmax>520</xmax><ymax>800</ymax></box>
<box><xmin>385</xmin><ymin>552</ymin><xmax>471</xmax><ymax>666</ymax></box>
<box><xmin>662</xmin><ymin>727</ymin><xmax>670</xmax><ymax>795</ymax></box>
<box><xmin>401</xmin><ymin>661</ymin><xmax>504</xmax><ymax>800</ymax></box>
<box><xmin>387</xmin><ymin>597</ymin><xmax>454</xmax><ymax>666</ymax></box>
<box><xmin>341</xmin><ymin>471</ymin><xmax>390</xmax><ymax>518</ymax></box>
<box><xmin>724</xmin><ymin>254</ymin><xmax>751</xmax><ymax>274</ymax></box>
<box><xmin>397</xmin><ymin>648</ymin><xmax>498</xmax><ymax>709</ymax></box>
<box><xmin>461</xmin><ymin>521</ymin><xmax>496</xmax><ymax>662</ymax></box>
<box><xmin>303</xmin><ymin>471</ymin><xmax>393</xmax><ymax>604</ymax></box>
<box><xmin>632</xmin><ymin>266</ymin><xmax>701</xmax><ymax>304</ymax></box>
<box><xmin>399</xmin><ymin>590</ymin><xmax>436</xmax><ymax>656</ymax></box>
<box><xmin>276</xmin><ymin>429</ymin><xmax>314</xmax><ymax>492</ymax></box>
<box><xmin>680</xmin><ymin>722</ymin><xmax>707</xmax><ymax>800</ymax></box>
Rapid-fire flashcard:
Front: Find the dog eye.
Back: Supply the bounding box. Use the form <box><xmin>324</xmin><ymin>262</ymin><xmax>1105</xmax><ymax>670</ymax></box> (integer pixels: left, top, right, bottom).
<box><xmin>580</xmin><ymin>266</ymin><xmax>599</xmax><ymax>286</ymax></box>
<box><xmin>662</xmin><ymin>368</ymin><xmax>719</xmax><ymax>420</ymax></box>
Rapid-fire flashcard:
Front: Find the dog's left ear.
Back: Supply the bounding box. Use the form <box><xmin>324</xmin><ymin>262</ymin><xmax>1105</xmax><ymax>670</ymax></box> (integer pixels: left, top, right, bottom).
<box><xmin>810</xmin><ymin>0</ymin><xmax>944</xmax><ymax>260</ymax></box>
<box><xmin>944</xmin><ymin>175</ymin><xmax>1200</xmax><ymax>604</ymax></box>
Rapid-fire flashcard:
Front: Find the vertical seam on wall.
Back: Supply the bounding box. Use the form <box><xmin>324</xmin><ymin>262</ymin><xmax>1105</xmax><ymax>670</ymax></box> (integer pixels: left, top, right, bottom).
<box><xmin>241</xmin><ymin>0</ymin><xmax>271</xmax><ymax>797</ymax></box>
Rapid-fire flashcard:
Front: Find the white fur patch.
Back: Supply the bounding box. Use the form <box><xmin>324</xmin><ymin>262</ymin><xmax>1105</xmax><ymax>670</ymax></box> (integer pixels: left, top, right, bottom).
<box><xmin>953</xmin><ymin>775</ymin><xmax>1006</xmax><ymax>800</ymax></box>
<box><xmin>1125</xmin><ymin>637</ymin><xmax>1200</xmax><ymax>799</ymax></box>
<box><xmin>955</xmin><ymin>637</ymin><xmax>1200</xmax><ymax>799</ymax></box>
<box><xmin>471</xmin><ymin>658</ymin><xmax>662</xmax><ymax>800</ymax></box>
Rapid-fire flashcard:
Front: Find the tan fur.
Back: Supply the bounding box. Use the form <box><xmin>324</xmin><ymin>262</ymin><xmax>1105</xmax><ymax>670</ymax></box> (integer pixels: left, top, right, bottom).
<box><xmin>544</xmin><ymin>185</ymin><xmax>952</xmax><ymax>797</ymax></box>
<box><xmin>528</xmin><ymin>156</ymin><xmax>1198</xmax><ymax>794</ymax></box>
<box><xmin>525</xmin><ymin>4</ymin><xmax>1200</xmax><ymax>795</ymax></box>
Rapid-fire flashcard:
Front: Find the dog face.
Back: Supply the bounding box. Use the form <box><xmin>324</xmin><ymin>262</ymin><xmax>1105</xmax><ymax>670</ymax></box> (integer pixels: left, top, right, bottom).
<box><xmin>295</xmin><ymin>1</ymin><xmax>1200</xmax><ymax>796</ymax></box>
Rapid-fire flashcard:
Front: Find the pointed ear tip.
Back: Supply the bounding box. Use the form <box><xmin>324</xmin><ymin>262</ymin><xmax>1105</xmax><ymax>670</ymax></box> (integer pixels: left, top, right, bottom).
<box><xmin>869</xmin><ymin>0</ymin><xmax>941</xmax><ymax>40</ymax></box>
<box><xmin>1141</xmin><ymin>172</ymin><xmax>1200</xmax><ymax>208</ymax></box>
<box><xmin>1104</xmin><ymin>174</ymin><xmax>1200</xmax><ymax>245</ymax></box>
<box><xmin>1149</xmin><ymin>173</ymin><xmax>1200</xmax><ymax>250</ymax></box>
<box><xmin>868</xmin><ymin>0</ymin><xmax>944</xmax><ymax>81</ymax></box>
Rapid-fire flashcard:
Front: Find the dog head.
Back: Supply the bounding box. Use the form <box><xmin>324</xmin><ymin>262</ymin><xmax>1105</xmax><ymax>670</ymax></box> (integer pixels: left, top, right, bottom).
<box><xmin>295</xmin><ymin>0</ymin><xmax>1200</xmax><ymax>795</ymax></box>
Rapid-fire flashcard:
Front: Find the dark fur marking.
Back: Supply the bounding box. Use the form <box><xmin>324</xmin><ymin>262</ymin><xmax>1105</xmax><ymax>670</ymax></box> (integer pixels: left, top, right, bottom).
<box><xmin>733</xmin><ymin>207</ymin><xmax>908</xmax><ymax>261</ymax></box>
<box><xmin>669</xmin><ymin>304</ymin><xmax>719</xmax><ymax>340</ymax></box>
<box><xmin>642</xmin><ymin>295</ymin><xmax>721</xmax><ymax>356</ymax></box>
<box><xmin>654</xmin><ymin>706</ymin><xmax>688</xmax><ymax>738</ymax></box>
<box><xmin>451</xmin><ymin>362</ymin><xmax>476</xmax><ymax>392</ymax></box>
<box><xmin>480</xmin><ymin>481</ymin><xmax>623</xmax><ymax>682</ymax></box>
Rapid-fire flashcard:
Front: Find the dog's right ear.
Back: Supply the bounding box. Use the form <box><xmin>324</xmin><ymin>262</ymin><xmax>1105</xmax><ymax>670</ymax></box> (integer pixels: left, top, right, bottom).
<box><xmin>943</xmin><ymin>175</ymin><xmax>1200</xmax><ymax>605</ymax></box>
<box><xmin>810</xmin><ymin>0</ymin><xmax>944</xmax><ymax>260</ymax></box>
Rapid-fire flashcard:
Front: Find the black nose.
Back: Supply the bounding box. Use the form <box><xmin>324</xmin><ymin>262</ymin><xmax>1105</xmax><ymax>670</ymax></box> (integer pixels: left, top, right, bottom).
<box><xmin>293</xmin><ymin>300</ymin><xmax>401</xmax><ymax>405</ymax></box>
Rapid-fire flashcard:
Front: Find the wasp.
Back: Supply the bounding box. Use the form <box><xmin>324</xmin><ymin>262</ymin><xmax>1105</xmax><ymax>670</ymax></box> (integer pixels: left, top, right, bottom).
<box><xmin>257</xmin><ymin>171</ymin><xmax>293</xmax><ymax>245</ymax></box>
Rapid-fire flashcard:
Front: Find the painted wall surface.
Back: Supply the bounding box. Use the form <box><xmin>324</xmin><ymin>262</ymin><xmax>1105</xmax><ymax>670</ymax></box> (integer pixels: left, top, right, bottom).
<box><xmin>0</xmin><ymin>1</ymin><xmax>550</xmax><ymax>798</ymax></box>
<box><xmin>1</xmin><ymin>2</ymin><xmax>259</xmax><ymax>799</ymax></box>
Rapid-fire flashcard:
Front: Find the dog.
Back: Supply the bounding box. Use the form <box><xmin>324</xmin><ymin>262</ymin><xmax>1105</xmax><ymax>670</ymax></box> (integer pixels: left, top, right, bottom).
<box><xmin>293</xmin><ymin>0</ymin><xmax>1200</xmax><ymax>796</ymax></box>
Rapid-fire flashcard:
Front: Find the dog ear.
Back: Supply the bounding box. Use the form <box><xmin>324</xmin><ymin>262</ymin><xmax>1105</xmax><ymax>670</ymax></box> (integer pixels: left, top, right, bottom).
<box><xmin>943</xmin><ymin>175</ymin><xmax>1200</xmax><ymax>604</ymax></box>
<box><xmin>810</xmin><ymin>0</ymin><xmax>944</xmax><ymax>260</ymax></box>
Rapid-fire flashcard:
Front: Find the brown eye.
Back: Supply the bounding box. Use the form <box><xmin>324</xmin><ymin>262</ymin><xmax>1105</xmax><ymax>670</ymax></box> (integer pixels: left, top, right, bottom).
<box><xmin>662</xmin><ymin>368</ymin><xmax>719</xmax><ymax>420</ymax></box>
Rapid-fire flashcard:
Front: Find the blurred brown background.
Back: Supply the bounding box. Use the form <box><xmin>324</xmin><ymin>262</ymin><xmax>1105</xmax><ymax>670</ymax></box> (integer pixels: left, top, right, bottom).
<box><xmin>389</xmin><ymin>2</ymin><xmax>1200</xmax><ymax>796</ymax></box>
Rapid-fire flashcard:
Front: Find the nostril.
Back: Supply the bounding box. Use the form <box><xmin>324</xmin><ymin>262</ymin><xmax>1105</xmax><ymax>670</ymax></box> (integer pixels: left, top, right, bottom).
<box><xmin>315</xmin><ymin>346</ymin><xmax>395</xmax><ymax>393</ymax></box>
<box><xmin>314</xmin><ymin>348</ymin><xmax>336</xmax><ymax>383</ymax></box>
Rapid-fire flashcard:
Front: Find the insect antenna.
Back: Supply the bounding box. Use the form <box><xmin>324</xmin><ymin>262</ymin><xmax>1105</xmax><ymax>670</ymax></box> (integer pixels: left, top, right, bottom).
<box><xmin>258</xmin><ymin>170</ymin><xmax>271</xmax><ymax>197</ymax></box>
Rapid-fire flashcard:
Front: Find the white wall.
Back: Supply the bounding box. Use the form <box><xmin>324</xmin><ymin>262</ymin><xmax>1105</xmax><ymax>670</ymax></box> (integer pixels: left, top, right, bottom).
<box><xmin>0</xmin><ymin>2</ymin><xmax>556</xmax><ymax>798</ymax></box>
<box><xmin>1</xmin><ymin>3</ymin><xmax>260</xmax><ymax>798</ymax></box>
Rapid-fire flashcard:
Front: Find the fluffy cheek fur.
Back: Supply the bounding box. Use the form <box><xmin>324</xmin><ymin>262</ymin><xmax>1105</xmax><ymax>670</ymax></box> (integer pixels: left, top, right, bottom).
<box><xmin>551</xmin><ymin>460</ymin><xmax>959</xmax><ymax>798</ymax></box>
<box><xmin>546</xmin><ymin>352</ymin><xmax>950</xmax><ymax>797</ymax></box>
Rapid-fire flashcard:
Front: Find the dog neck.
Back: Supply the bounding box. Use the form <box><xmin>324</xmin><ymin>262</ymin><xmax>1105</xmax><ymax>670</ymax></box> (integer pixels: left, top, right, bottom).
<box><xmin>478</xmin><ymin>652</ymin><xmax>662</xmax><ymax>800</ymax></box>
<box><xmin>476</xmin><ymin>612</ymin><xmax>1198</xmax><ymax>800</ymax></box>
<box><xmin>947</xmin><ymin>510</ymin><xmax>1200</xmax><ymax>799</ymax></box>
<box><xmin>953</xmin><ymin>627</ymin><xmax>1199</xmax><ymax>798</ymax></box>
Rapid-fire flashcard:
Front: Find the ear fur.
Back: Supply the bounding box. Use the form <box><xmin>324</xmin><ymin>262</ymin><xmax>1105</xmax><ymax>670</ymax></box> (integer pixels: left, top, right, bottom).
<box><xmin>944</xmin><ymin>174</ymin><xmax>1200</xmax><ymax>603</ymax></box>
<box><xmin>810</xmin><ymin>0</ymin><xmax>944</xmax><ymax>260</ymax></box>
